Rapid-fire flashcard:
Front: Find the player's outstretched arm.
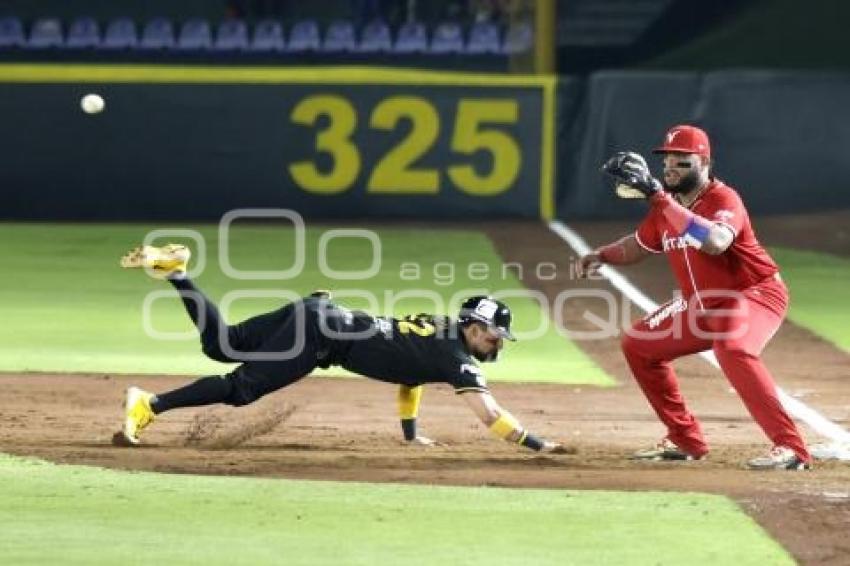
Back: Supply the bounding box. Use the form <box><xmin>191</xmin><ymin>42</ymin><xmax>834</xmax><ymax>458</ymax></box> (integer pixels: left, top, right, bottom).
<box><xmin>398</xmin><ymin>385</ymin><xmax>437</xmax><ymax>446</ymax></box>
<box><xmin>461</xmin><ymin>390</ymin><xmax>563</xmax><ymax>452</ymax></box>
<box><xmin>577</xmin><ymin>234</ymin><xmax>650</xmax><ymax>278</ymax></box>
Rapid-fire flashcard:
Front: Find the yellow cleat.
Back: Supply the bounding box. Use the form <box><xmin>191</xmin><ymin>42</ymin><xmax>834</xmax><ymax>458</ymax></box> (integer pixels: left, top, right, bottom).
<box><xmin>120</xmin><ymin>244</ymin><xmax>191</xmax><ymax>278</ymax></box>
<box><xmin>122</xmin><ymin>386</ymin><xmax>155</xmax><ymax>445</ymax></box>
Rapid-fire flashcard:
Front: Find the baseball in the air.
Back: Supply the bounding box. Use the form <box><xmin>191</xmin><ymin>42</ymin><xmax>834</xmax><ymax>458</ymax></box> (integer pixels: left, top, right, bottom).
<box><xmin>80</xmin><ymin>93</ymin><xmax>105</xmax><ymax>114</ymax></box>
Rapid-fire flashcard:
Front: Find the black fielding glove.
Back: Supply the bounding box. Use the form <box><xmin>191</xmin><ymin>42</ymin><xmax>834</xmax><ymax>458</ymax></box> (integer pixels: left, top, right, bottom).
<box><xmin>601</xmin><ymin>151</ymin><xmax>662</xmax><ymax>199</ymax></box>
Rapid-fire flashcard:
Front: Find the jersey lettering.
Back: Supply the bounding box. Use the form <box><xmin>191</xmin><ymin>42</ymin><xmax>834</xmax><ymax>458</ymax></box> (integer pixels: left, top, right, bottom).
<box><xmin>661</xmin><ymin>230</ymin><xmax>694</xmax><ymax>252</ymax></box>
<box><xmin>398</xmin><ymin>316</ymin><xmax>437</xmax><ymax>336</ymax></box>
<box><xmin>646</xmin><ymin>298</ymin><xmax>687</xmax><ymax>329</ymax></box>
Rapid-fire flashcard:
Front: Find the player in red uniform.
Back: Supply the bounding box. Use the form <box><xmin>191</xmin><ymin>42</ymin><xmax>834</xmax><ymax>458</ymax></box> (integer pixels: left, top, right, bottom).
<box><xmin>579</xmin><ymin>124</ymin><xmax>812</xmax><ymax>470</ymax></box>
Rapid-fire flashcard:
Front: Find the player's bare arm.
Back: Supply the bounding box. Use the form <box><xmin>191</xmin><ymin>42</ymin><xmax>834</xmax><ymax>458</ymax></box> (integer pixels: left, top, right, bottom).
<box><xmin>698</xmin><ymin>224</ymin><xmax>734</xmax><ymax>255</ymax></box>
<box><xmin>460</xmin><ymin>389</ymin><xmax>563</xmax><ymax>452</ymax></box>
<box><xmin>578</xmin><ymin>234</ymin><xmax>651</xmax><ymax>278</ymax></box>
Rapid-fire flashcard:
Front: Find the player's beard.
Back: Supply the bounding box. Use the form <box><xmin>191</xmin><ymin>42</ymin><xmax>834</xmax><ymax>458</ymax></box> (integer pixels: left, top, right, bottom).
<box><xmin>663</xmin><ymin>168</ymin><xmax>701</xmax><ymax>194</ymax></box>
<box><xmin>473</xmin><ymin>349</ymin><xmax>499</xmax><ymax>363</ymax></box>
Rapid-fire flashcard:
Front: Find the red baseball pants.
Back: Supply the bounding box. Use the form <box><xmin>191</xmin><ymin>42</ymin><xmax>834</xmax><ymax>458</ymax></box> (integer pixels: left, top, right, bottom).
<box><xmin>621</xmin><ymin>278</ymin><xmax>810</xmax><ymax>462</ymax></box>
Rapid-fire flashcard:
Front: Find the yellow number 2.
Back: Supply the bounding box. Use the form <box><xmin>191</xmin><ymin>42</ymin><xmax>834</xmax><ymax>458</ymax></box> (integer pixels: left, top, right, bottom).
<box><xmin>368</xmin><ymin>97</ymin><xmax>440</xmax><ymax>194</ymax></box>
<box><xmin>398</xmin><ymin>318</ymin><xmax>436</xmax><ymax>336</ymax></box>
<box><xmin>288</xmin><ymin>95</ymin><xmax>361</xmax><ymax>194</ymax></box>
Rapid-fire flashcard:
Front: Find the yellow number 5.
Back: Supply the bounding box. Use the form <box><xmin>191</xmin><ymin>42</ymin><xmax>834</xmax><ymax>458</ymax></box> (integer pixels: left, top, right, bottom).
<box><xmin>288</xmin><ymin>95</ymin><xmax>361</xmax><ymax>194</ymax></box>
<box><xmin>448</xmin><ymin>100</ymin><xmax>521</xmax><ymax>196</ymax></box>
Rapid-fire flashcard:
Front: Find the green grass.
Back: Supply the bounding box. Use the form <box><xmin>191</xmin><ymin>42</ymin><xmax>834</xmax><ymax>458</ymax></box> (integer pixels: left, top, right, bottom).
<box><xmin>770</xmin><ymin>247</ymin><xmax>850</xmax><ymax>351</ymax></box>
<box><xmin>0</xmin><ymin>223</ymin><xmax>611</xmax><ymax>384</ymax></box>
<box><xmin>0</xmin><ymin>454</ymin><xmax>791</xmax><ymax>566</ymax></box>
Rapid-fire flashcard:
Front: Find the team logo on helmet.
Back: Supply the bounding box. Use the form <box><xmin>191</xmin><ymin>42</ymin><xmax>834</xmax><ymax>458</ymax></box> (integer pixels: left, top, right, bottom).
<box><xmin>458</xmin><ymin>296</ymin><xmax>516</xmax><ymax>341</ymax></box>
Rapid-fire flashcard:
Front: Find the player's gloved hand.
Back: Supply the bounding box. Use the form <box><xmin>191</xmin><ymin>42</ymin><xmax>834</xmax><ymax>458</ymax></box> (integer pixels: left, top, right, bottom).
<box><xmin>542</xmin><ymin>441</ymin><xmax>575</xmax><ymax>455</ymax></box>
<box><xmin>407</xmin><ymin>435</ymin><xmax>439</xmax><ymax>447</ymax></box>
<box><xmin>576</xmin><ymin>252</ymin><xmax>601</xmax><ymax>279</ymax></box>
<box><xmin>601</xmin><ymin>151</ymin><xmax>662</xmax><ymax>199</ymax></box>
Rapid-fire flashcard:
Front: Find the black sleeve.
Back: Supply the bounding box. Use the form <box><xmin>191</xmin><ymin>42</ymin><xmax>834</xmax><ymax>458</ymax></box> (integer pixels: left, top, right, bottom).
<box><xmin>446</xmin><ymin>356</ymin><xmax>489</xmax><ymax>394</ymax></box>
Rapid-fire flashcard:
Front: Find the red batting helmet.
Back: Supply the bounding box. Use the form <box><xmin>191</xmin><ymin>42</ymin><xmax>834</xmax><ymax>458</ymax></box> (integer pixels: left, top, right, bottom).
<box><xmin>653</xmin><ymin>125</ymin><xmax>711</xmax><ymax>158</ymax></box>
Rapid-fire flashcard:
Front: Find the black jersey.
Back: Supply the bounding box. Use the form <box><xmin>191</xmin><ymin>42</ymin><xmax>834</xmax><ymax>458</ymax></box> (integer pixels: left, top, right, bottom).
<box><xmin>330</xmin><ymin>310</ymin><xmax>488</xmax><ymax>394</ymax></box>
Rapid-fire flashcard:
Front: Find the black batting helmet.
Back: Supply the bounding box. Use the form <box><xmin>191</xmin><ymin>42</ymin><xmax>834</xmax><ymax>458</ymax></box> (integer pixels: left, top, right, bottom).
<box><xmin>458</xmin><ymin>296</ymin><xmax>516</xmax><ymax>341</ymax></box>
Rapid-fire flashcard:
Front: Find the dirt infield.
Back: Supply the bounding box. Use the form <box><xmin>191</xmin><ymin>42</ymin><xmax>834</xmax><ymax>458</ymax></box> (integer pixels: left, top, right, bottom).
<box><xmin>2</xmin><ymin>373</ymin><xmax>849</xmax><ymax>564</ymax></box>
<box><xmin>2</xmin><ymin>213</ymin><xmax>849</xmax><ymax>564</ymax></box>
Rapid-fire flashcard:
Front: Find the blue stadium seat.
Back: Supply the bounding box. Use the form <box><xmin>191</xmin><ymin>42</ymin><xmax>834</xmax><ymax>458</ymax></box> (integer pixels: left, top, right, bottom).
<box><xmin>139</xmin><ymin>18</ymin><xmax>175</xmax><ymax>50</ymax></box>
<box><xmin>27</xmin><ymin>18</ymin><xmax>63</xmax><ymax>49</ymax></box>
<box><xmin>66</xmin><ymin>17</ymin><xmax>100</xmax><ymax>49</ymax></box>
<box><xmin>177</xmin><ymin>18</ymin><xmax>212</xmax><ymax>50</ymax></box>
<box><xmin>393</xmin><ymin>21</ymin><xmax>427</xmax><ymax>53</ymax></box>
<box><xmin>101</xmin><ymin>18</ymin><xmax>137</xmax><ymax>50</ymax></box>
<box><xmin>287</xmin><ymin>19</ymin><xmax>320</xmax><ymax>52</ymax></box>
<box><xmin>502</xmin><ymin>21</ymin><xmax>533</xmax><ymax>54</ymax></box>
<box><xmin>466</xmin><ymin>22</ymin><xmax>501</xmax><ymax>54</ymax></box>
<box><xmin>0</xmin><ymin>16</ymin><xmax>25</xmax><ymax>48</ymax></box>
<box><xmin>214</xmin><ymin>19</ymin><xmax>248</xmax><ymax>51</ymax></box>
<box><xmin>429</xmin><ymin>22</ymin><xmax>464</xmax><ymax>54</ymax></box>
<box><xmin>322</xmin><ymin>20</ymin><xmax>356</xmax><ymax>52</ymax></box>
<box><xmin>250</xmin><ymin>19</ymin><xmax>285</xmax><ymax>51</ymax></box>
<box><xmin>357</xmin><ymin>20</ymin><xmax>391</xmax><ymax>53</ymax></box>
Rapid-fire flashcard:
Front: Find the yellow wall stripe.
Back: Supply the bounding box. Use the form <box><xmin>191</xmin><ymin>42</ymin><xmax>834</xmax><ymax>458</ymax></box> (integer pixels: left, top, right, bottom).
<box><xmin>539</xmin><ymin>75</ymin><xmax>556</xmax><ymax>220</ymax></box>
<box><xmin>0</xmin><ymin>63</ymin><xmax>553</xmax><ymax>87</ymax></box>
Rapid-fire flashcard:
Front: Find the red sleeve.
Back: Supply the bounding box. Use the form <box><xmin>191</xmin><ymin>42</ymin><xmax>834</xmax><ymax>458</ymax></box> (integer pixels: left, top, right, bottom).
<box><xmin>635</xmin><ymin>211</ymin><xmax>663</xmax><ymax>253</ymax></box>
<box><xmin>701</xmin><ymin>185</ymin><xmax>746</xmax><ymax>236</ymax></box>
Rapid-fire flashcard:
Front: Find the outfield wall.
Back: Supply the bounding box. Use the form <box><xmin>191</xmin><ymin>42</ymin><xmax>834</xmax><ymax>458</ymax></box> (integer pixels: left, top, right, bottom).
<box><xmin>557</xmin><ymin>70</ymin><xmax>850</xmax><ymax>219</ymax></box>
<box><xmin>0</xmin><ymin>65</ymin><xmax>555</xmax><ymax>221</ymax></box>
<box><xmin>0</xmin><ymin>65</ymin><xmax>848</xmax><ymax>221</ymax></box>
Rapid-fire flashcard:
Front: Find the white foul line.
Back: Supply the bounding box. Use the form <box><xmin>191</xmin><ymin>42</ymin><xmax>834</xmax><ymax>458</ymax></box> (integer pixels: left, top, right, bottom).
<box><xmin>549</xmin><ymin>219</ymin><xmax>850</xmax><ymax>444</ymax></box>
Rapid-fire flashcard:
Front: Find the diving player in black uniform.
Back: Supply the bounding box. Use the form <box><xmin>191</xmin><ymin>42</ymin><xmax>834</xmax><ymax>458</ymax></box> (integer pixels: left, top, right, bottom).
<box><xmin>118</xmin><ymin>244</ymin><xmax>563</xmax><ymax>453</ymax></box>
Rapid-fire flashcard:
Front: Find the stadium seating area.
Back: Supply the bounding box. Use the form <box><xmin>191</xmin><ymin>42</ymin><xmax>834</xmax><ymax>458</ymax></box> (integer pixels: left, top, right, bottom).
<box><xmin>0</xmin><ymin>16</ymin><xmax>533</xmax><ymax>57</ymax></box>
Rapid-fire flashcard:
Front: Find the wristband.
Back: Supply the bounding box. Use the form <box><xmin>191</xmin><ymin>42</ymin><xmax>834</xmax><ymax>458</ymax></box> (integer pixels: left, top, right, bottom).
<box><xmin>489</xmin><ymin>412</ymin><xmax>521</xmax><ymax>440</ymax></box>
<box><xmin>651</xmin><ymin>192</ymin><xmax>713</xmax><ymax>249</ymax></box>
<box><xmin>682</xmin><ymin>218</ymin><xmax>712</xmax><ymax>249</ymax></box>
<box><xmin>401</xmin><ymin>418</ymin><xmax>416</xmax><ymax>441</ymax></box>
<box><xmin>519</xmin><ymin>433</ymin><xmax>544</xmax><ymax>451</ymax></box>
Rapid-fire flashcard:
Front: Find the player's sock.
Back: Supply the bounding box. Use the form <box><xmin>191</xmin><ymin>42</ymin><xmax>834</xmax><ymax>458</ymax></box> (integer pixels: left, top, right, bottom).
<box><xmin>151</xmin><ymin>375</ymin><xmax>233</xmax><ymax>414</ymax></box>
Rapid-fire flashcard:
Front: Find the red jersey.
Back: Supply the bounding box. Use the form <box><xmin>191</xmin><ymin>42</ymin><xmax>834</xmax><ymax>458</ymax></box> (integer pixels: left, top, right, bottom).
<box><xmin>635</xmin><ymin>180</ymin><xmax>779</xmax><ymax>305</ymax></box>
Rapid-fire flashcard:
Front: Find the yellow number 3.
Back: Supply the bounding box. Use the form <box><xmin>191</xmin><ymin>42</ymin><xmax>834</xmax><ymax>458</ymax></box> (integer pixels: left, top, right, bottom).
<box><xmin>289</xmin><ymin>95</ymin><xmax>361</xmax><ymax>194</ymax></box>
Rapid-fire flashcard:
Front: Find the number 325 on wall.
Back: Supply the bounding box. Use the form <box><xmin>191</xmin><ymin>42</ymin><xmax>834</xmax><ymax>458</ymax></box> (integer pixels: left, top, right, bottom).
<box><xmin>288</xmin><ymin>95</ymin><xmax>521</xmax><ymax>196</ymax></box>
